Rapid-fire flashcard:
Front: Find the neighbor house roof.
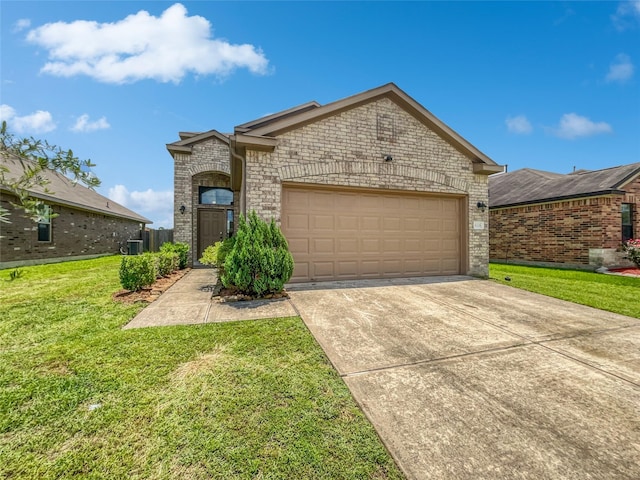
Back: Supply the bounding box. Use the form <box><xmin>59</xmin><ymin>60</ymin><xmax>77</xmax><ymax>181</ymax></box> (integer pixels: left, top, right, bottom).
<box><xmin>489</xmin><ymin>163</ymin><xmax>640</xmax><ymax>208</ymax></box>
<box><xmin>233</xmin><ymin>83</ymin><xmax>502</xmax><ymax>173</ymax></box>
<box><xmin>1</xmin><ymin>154</ymin><xmax>151</xmax><ymax>223</ymax></box>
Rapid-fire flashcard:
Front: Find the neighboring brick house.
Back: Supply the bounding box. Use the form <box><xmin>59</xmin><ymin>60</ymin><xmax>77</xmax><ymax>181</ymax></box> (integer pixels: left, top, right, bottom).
<box><xmin>489</xmin><ymin>163</ymin><xmax>640</xmax><ymax>268</ymax></box>
<box><xmin>167</xmin><ymin>83</ymin><xmax>502</xmax><ymax>282</ymax></box>
<box><xmin>1</xmin><ymin>155</ymin><xmax>151</xmax><ymax>269</ymax></box>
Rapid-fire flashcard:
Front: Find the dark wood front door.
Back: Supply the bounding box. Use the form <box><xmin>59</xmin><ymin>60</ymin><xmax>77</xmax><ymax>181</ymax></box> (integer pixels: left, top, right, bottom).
<box><xmin>198</xmin><ymin>209</ymin><xmax>226</xmax><ymax>259</ymax></box>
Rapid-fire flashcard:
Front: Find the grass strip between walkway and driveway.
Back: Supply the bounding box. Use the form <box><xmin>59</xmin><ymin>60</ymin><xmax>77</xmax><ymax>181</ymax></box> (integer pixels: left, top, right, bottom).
<box><xmin>490</xmin><ymin>263</ymin><xmax>640</xmax><ymax>319</ymax></box>
<box><xmin>0</xmin><ymin>256</ymin><xmax>403</xmax><ymax>479</ymax></box>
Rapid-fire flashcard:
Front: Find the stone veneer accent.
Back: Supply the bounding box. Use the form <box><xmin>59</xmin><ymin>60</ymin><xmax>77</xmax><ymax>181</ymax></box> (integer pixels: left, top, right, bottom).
<box><xmin>172</xmin><ymin>137</ymin><xmax>233</xmax><ymax>265</ymax></box>
<box><xmin>0</xmin><ymin>192</ymin><xmax>142</xmax><ymax>267</ymax></box>
<box><xmin>243</xmin><ymin>97</ymin><xmax>491</xmax><ymax>277</ymax></box>
<box><xmin>489</xmin><ymin>175</ymin><xmax>639</xmax><ymax>267</ymax></box>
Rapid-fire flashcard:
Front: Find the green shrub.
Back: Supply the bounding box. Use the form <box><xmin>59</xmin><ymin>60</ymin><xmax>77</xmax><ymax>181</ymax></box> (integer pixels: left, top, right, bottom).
<box><xmin>200</xmin><ymin>237</ymin><xmax>235</xmax><ymax>274</ymax></box>
<box><xmin>119</xmin><ymin>253</ymin><xmax>157</xmax><ymax>291</ymax></box>
<box><xmin>199</xmin><ymin>243</ymin><xmax>219</xmax><ymax>267</ymax></box>
<box><xmin>222</xmin><ymin>211</ymin><xmax>294</xmax><ymax>296</ymax></box>
<box><xmin>159</xmin><ymin>242</ymin><xmax>189</xmax><ymax>269</ymax></box>
<box><xmin>157</xmin><ymin>251</ymin><xmax>179</xmax><ymax>277</ymax></box>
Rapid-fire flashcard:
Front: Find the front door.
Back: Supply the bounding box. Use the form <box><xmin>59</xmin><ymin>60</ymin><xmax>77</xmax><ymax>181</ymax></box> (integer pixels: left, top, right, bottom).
<box><xmin>198</xmin><ymin>209</ymin><xmax>226</xmax><ymax>259</ymax></box>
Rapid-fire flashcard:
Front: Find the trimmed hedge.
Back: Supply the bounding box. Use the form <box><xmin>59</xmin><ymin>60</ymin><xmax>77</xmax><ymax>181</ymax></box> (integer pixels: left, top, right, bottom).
<box><xmin>119</xmin><ymin>251</ymin><xmax>180</xmax><ymax>291</ymax></box>
<box><xmin>159</xmin><ymin>242</ymin><xmax>189</xmax><ymax>269</ymax></box>
<box><xmin>157</xmin><ymin>251</ymin><xmax>179</xmax><ymax>277</ymax></box>
<box><xmin>119</xmin><ymin>253</ymin><xmax>157</xmax><ymax>291</ymax></box>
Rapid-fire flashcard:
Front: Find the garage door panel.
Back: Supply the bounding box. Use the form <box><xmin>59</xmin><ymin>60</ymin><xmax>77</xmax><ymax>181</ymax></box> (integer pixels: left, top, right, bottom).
<box><xmin>312</xmin><ymin>262</ymin><xmax>335</xmax><ymax>279</ymax></box>
<box><xmin>312</xmin><ymin>214</ymin><xmax>334</xmax><ymax>231</ymax></box>
<box><xmin>288</xmin><ymin>238</ymin><xmax>309</xmax><ymax>254</ymax></box>
<box><xmin>285</xmin><ymin>190</ymin><xmax>310</xmax><ymax>208</ymax></box>
<box><xmin>381</xmin><ymin>259</ymin><xmax>402</xmax><ymax>275</ymax></box>
<box><xmin>362</xmin><ymin>238</ymin><xmax>381</xmax><ymax>253</ymax></box>
<box><xmin>337</xmin><ymin>238</ymin><xmax>358</xmax><ymax>254</ymax></box>
<box><xmin>292</xmin><ymin>262</ymin><xmax>309</xmax><ymax>282</ymax></box>
<box><xmin>282</xmin><ymin>186</ymin><xmax>462</xmax><ymax>282</ymax></box>
<box><xmin>336</xmin><ymin>215</ymin><xmax>358</xmax><ymax>230</ymax></box>
<box><xmin>285</xmin><ymin>213</ymin><xmax>309</xmax><ymax>230</ymax></box>
<box><xmin>383</xmin><ymin>238</ymin><xmax>401</xmax><ymax>253</ymax></box>
<box><xmin>361</xmin><ymin>216</ymin><xmax>381</xmax><ymax>230</ymax></box>
<box><xmin>313</xmin><ymin>192</ymin><xmax>336</xmax><ymax>208</ymax></box>
<box><xmin>312</xmin><ymin>238</ymin><xmax>334</xmax><ymax>254</ymax></box>
<box><xmin>383</xmin><ymin>216</ymin><xmax>402</xmax><ymax>231</ymax></box>
<box><xmin>337</xmin><ymin>261</ymin><xmax>358</xmax><ymax>277</ymax></box>
<box><xmin>361</xmin><ymin>260</ymin><xmax>381</xmax><ymax>276</ymax></box>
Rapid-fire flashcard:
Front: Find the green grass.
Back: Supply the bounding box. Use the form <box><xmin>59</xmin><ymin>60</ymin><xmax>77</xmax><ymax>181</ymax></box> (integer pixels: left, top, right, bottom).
<box><xmin>489</xmin><ymin>263</ymin><xmax>640</xmax><ymax>318</ymax></box>
<box><xmin>0</xmin><ymin>257</ymin><xmax>403</xmax><ymax>479</ymax></box>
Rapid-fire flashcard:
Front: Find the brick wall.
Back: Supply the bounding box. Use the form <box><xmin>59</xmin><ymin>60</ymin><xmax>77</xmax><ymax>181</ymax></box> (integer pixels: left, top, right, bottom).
<box><xmin>243</xmin><ymin>97</ymin><xmax>490</xmax><ymax>277</ymax></box>
<box><xmin>172</xmin><ymin>138</ymin><xmax>231</xmax><ymax>265</ymax></box>
<box><xmin>1</xmin><ymin>192</ymin><xmax>142</xmax><ymax>265</ymax></box>
<box><xmin>489</xmin><ymin>175</ymin><xmax>640</xmax><ymax>266</ymax></box>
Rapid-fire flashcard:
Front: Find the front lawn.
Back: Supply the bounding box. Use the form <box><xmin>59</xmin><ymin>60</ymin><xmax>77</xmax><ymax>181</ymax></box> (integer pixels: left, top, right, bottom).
<box><xmin>489</xmin><ymin>263</ymin><xmax>640</xmax><ymax>318</ymax></box>
<box><xmin>0</xmin><ymin>256</ymin><xmax>402</xmax><ymax>479</ymax></box>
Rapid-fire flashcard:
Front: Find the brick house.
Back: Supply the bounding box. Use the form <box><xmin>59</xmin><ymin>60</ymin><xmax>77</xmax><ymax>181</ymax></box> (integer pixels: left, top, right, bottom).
<box><xmin>167</xmin><ymin>83</ymin><xmax>502</xmax><ymax>282</ymax></box>
<box><xmin>489</xmin><ymin>163</ymin><xmax>640</xmax><ymax>268</ymax></box>
<box><xmin>1</xmin><ymin>155</ymin><xmax>150</xmax><ymax>269</ymax></box>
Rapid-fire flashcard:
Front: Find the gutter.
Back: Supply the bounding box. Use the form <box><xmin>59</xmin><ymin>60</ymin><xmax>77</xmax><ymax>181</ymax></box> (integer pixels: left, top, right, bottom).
<box><xmin>229</xmin><ymin>138</ymin><xmax>246</xmax><ymax>217</ymax></box>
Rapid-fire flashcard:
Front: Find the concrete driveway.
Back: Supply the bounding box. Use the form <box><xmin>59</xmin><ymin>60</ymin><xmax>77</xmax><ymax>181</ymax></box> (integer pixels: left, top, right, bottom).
<box><xmin>287</xmin><ymin>276</ymin><xmax>640</xmax><ymax>480</ymax></box>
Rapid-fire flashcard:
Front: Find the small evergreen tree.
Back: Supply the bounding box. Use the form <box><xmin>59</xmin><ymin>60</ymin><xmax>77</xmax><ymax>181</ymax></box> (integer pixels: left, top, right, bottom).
<box><xmin>222</xmin><ymin>211</ymin><xmax>294</xmax><ymax>296</ymax></box>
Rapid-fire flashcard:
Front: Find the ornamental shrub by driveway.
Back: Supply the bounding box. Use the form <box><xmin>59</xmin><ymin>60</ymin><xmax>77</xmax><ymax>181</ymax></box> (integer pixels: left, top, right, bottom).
<box><xmin>222</xmin><ymin>211</ymin><xmax>294</xmax><ymax>296</ymax></box>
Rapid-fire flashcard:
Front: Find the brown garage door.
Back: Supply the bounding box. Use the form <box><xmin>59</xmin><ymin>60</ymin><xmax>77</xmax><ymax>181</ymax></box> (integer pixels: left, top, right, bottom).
<box><xmin>281</xmin><ymin>185</ymin><xmax>463</xmax><ymax>283</ymax></box>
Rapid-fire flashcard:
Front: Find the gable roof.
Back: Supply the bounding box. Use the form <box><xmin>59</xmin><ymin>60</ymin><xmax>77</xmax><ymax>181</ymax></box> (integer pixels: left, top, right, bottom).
<box><xmin>166</xmin><ymin>129</ymin><xmax>230</xmax><ymax>154</ymax></box>
<box><xmin>489</xmin><ymin>163</ymin><xmax>640</xmax><ymax>208</ymax></box>
<box><xmin>1</xmin><ymin>154</ymin><xmax>151</xmax><ymax>223</ymax></box>
<box><xmin>234</xmin><ymin>83</ymin><xmax>502</xmax><ymax>173</ymax></box>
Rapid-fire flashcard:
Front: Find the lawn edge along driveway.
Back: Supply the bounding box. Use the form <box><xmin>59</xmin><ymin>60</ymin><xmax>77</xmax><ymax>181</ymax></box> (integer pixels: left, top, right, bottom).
<box><xmin>288</xmin><ymin>276</ymin><xmax>640</xmax><ymax>480</ymax></box>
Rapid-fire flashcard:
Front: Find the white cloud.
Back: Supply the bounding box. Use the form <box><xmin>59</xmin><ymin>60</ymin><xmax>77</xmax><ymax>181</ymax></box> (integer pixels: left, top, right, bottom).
<box><xmin>605</xmin><ymin>53</ymin><xmax>634</xmax><ymax>83</ymax></box>
<box><xmin>108</xmin><ymin>184</ymin><xmax>174</xmax><ymax>228</ymax></box>
<box><xmin>612</xmin><ymin>1</ymin><xmax>640</xmax><ymax>30</ymax></box>
<box><xmin>505</xmin><ymin>115</ymin><xmax>533</xmax><ymax>134</ymax></box>
<box><xmin>551</xmin><ymin>113</ymin><xmax>613</xmax><ymax>140</ymax></box>
<box><xmin>0</xmin><ymin>104</ymin><xmax>56</xmax><ymax>134</ymax></box>
<box><xmin>12</xmin><ymin>19</ymin><xmax>31</xmax><ymax>33</ymax></box>
<box><xmin>25</xmin><ymin>3</ymin><xmax>270</xmax><ymax>84</ymax></box>
<box><xmin>71</xmin><ymin>114</ymin><xmax>110</xmax><ymax>132</ymax></box>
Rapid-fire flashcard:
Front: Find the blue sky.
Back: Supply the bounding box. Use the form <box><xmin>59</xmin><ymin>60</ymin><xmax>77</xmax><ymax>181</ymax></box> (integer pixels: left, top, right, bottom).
<box><xmin>1</xmin><ymin>1</ymin><xmax>639</xmax><ymax>228</ymax></box>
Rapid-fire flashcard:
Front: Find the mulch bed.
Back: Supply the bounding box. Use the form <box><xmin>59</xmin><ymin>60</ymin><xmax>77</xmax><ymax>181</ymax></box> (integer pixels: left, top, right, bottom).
<box><xmin>112</xmin><ymin>268</ymin><xmax>289</xmax><ymax>304</ymax></box>
<box><xmin>112</xmin><ymin>268</ymin><xmax>191</xmax><ymax>304</ymax></box>
<box><xmin>609</xmin><ymin>267</ymin><xmax>640</xmax><ymax>276</ymax></box>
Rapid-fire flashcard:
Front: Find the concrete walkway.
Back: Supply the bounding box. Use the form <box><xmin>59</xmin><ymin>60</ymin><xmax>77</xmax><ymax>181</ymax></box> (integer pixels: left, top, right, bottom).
<box><xmin>123</xmin><ymin>268</ymin><xmax>297</xmax><ymax>329</ymax></box>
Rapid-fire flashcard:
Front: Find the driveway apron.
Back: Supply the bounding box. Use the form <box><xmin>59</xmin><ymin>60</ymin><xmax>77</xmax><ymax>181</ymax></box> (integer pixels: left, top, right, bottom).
<box><xmin>287</xmin><ymin>277</ymin><xmax>640</xmax><ymax>480</ymax></box>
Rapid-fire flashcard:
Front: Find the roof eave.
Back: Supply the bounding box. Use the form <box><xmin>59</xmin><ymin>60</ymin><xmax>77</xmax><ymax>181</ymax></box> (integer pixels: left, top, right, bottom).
<box><xmin>473</xmin><ymin>163</ymin><xmax>504</xmax><ymax>175</ymax></box>
<box><xmin>1</xmin><ymin>187</ymin><xmax>151</xmax><ymax>223</ymax></box>
<box><xmin>489</xmin><ymin>189</ymin><xmax>626</xmax><ymax>209</ymax></box>
<box><xmin>232</xmin><ymin>134</ymin><xmax>277</xmax><ymax>152</ymax></box>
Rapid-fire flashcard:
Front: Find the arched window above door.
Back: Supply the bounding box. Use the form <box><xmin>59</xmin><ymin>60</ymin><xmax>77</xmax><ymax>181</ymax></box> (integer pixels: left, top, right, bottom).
<box><xmin>199</xmin><ymin>187</ymin><xmax>233</xmax><ymax>205</ymax></box>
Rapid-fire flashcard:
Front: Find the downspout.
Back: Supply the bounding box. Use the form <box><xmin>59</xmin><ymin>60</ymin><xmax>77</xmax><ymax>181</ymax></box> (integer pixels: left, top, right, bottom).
<box><xmin>230</xmin><ymin>137</ymin><xmax>247</xmax><ymax>217</ymax></box>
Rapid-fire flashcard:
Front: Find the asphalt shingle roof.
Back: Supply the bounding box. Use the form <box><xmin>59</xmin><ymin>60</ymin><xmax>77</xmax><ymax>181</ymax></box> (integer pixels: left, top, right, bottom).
<box><xmin>1</xmin><ymin>154</ymin><xmax>151</xmax><ymax>224</ymax></box>
<box><xmin>489</xmin><ymin>163</ymin><xmax>640</xmax><ymax>208</ymax></box>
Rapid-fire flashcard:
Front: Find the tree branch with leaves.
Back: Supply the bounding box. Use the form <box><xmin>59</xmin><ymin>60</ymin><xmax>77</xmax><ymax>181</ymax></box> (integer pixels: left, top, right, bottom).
<box><xmin>0</xmin><ymin>121</ymin><xmax>101</xmax><ymax>224</ymax></box>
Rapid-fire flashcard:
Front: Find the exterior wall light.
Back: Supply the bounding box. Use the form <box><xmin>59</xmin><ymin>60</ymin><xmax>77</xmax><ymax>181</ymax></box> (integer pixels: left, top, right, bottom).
<box><xmin>476</xmin><ymin>201</ymin><xmax>487</xmax><ymax>212</ymax></box>
<box><xmin>179</xmin><ymin>205</ymin><xmax>186</xmax><ymax>214</ymax></box>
